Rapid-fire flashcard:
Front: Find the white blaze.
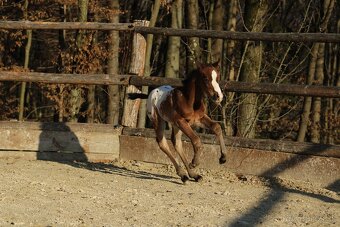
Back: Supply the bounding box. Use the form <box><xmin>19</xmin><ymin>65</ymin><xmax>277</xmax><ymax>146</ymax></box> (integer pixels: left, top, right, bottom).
<box><xmin>211</xmin><ymin>70</ymin><xmax>223</xmax><ymax>103</ymax></box>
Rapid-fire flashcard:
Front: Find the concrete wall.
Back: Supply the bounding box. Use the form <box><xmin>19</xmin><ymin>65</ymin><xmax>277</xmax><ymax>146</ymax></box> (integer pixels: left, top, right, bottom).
<box><xmin>120</xmin><ymin>135</ymin><xmax>340</xmax><ymax>188</ymax></box>
<box><xmin>0</xmin><ymin>122</ymin><xmax>339</xmax><ymax>188</ymax></box>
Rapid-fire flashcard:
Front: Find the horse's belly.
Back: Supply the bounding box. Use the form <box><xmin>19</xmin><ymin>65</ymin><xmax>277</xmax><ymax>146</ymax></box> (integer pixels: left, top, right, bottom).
<box><xmin>147</xmin><ymin>85</ymin><xmax>174</xmax><ymax>121</ymax></box>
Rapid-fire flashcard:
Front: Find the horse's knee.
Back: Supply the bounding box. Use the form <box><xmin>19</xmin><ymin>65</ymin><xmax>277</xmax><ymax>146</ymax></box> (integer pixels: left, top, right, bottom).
<box><xmin>192</xmin><ymin>137</ymin><xmax>203</xmax><ymax>151</ymax></box>
<box><xmin>212</xmin><ymin>122</ymin><xmax>222</xmax><ymax>135</ymax></box>
<box><xmin>157</xmin><ymin>137</ymin><xmax>168</xmax><ymax>150</ymax></box>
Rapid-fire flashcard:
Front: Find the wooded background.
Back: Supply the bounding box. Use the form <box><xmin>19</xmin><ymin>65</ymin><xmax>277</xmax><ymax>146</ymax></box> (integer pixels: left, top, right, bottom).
<box><xmin>0</xmin><ymin>0</ymin><xmax>339</xmax><ymax>145</ymax></box>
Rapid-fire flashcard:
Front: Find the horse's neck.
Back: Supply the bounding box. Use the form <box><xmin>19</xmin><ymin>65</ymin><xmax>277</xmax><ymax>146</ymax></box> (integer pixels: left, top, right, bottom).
<box><xmin>183</xmin><ymin>75</ymin><xmax>203</xmax><ymax>110</ymax></box>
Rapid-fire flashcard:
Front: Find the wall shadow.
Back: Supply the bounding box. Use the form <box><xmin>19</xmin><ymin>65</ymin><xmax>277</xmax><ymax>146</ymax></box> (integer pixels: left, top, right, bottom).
<box><xmin>228</xmin><ymin>145</ymin><xmax>339</xmax><ymax>227</ymax></box>
<box><xmin>37</xmin><ymin>122</ymin><xmax>179</xmax><ymax>184</ymax></box>
<box><xmin>38</xmin><ymin>122</ymin><xmax>88</xmax><ymax>162</ymax></box>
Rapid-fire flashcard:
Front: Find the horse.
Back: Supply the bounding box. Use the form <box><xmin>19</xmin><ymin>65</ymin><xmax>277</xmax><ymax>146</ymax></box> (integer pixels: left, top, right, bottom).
<box><xmin>130</xmin><ymin>61</ymin><xmax>227</xmax><ymax>183</ymax></box>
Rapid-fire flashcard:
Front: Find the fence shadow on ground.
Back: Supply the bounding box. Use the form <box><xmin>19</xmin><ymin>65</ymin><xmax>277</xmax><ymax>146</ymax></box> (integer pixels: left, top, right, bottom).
<box><xmin>228</xmin><ymin>145</ymin><xmax>340</xmax><ymax>227</ymax></box>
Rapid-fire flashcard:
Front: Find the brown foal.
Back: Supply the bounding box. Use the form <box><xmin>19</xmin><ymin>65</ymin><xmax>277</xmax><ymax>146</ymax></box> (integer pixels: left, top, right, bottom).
<box><xmin>133</xmin><ymin>61</ymin><xmax>227</xmax><ymax>183</ymax></box>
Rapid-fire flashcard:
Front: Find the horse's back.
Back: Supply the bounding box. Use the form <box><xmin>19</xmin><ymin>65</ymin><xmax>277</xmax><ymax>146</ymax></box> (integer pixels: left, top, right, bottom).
<box><xmin>147</xmin><ymin>85</ymin><xmax>174</xmax><ymax>121</ymax></box>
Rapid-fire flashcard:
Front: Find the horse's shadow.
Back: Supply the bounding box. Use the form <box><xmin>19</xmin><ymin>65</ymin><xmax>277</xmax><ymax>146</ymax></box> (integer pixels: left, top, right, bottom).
<box><xmin>37</xmin><ymin>122</ymin><xmax>180</xmax><ymax>184</ymax></box>
<box><xmin>68</xmin><ymin>161</ymin><xmax>182</xmax><ymax>185</ymax></box>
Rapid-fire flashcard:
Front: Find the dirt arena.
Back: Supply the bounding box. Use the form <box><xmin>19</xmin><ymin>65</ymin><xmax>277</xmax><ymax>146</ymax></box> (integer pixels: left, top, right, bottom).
<box><xmin>0</xmin><ymin>159</ymin><xmax>338</xmax><ymax>226</ymax></box>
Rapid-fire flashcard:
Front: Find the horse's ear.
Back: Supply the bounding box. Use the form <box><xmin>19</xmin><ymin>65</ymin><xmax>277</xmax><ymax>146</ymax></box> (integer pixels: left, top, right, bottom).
<box><xmin>212</xmin><ymin>58</ymin><xmax>220</xmax><ymax>68</ymax></box>
<box><xmin>195</xmin><ymin>60</ymin><xmax>203</xmax><ymax>70</ymax></box>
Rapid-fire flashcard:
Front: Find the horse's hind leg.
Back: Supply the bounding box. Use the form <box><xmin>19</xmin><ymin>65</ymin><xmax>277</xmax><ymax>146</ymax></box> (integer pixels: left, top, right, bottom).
<box><xmin>153</xmin><ymin>115</ymin><xmax>189</xmax><ymax>183</ymax></box>
<box><xmin>171</xmin><ymin>126</ymin><xmax>203</xmax><ymax>182</ymax></box>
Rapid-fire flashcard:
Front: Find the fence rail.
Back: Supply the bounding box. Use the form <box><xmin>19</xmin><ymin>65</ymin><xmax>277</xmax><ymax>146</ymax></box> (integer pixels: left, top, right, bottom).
<box><xmin>1</xmin><ymin>21</ymin><xmax>340</xmax><ymax>43</ymax></box>
<box><xmin>0</xmin><ymin>71</ymin><xmax>339</xmax><ymax>98</ymax></box>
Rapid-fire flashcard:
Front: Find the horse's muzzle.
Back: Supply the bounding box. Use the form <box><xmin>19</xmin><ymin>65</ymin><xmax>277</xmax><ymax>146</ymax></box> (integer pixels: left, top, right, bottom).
<box><xmin>212</xmin><ymin>92</ymin><xmax>223</xmax><ymax>104</ymax></box>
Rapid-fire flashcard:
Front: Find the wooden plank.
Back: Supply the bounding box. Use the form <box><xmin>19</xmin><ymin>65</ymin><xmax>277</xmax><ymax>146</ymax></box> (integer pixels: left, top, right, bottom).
<box><xmin>0</xmin><ymin>21</ymin><xmax>134</xmax><ymax>31</ymax></box>
<box><xmin>0</xmin><ymin>21</ymin><xmax>339</xmax><ymax>43</ymax></box>
<box><xmin>122</xmin><ymin>127</ymin><xmax>340</xmax><ymax>158</ymax></box>
<box><xmin>135</xmin><ymin>26</ymin><xmax>340</xmax><ymax>43</ymax></box>
<box><xmin>0</xmin><ymin>71</ymin><xmax>131</xmax><ymax>85</ymax></box>
<box><xmin>119</xmin><ymin>135</ymin><xmax>340</xmax><ymax>187</ymax></box>
<box><xmin>1</xmin><ymin>72</ymin><xmax>339</xmax><ymax>98</ymax></box>
<box><xmin>129</xmin><ymin>75</ymin><xmax>183</xmax><ymax>87</ymax></box>
<box><xmin>221</xmin><ymin>81</ymin><xmax>340</xmax><ymax>98</ymax></box>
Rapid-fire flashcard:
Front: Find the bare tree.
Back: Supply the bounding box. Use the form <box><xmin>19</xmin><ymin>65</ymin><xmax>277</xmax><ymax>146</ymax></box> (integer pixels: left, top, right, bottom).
<box><xmin>297</xmin><ymin>0</ymin><xmax>335</xmax><ymax>142</ymax></box>
<box><xmin>165</xmin><ymin>0</ymin><xmax>183</xmax><ymax>78</ymax></box>
<box><xmin>222</xmin><ymin>0</ymin><xmax>237</xmax><ymax>136</ymax></box>
<box><xmin>68</xmin><ymin>0</ymin><xmax>89</xmax><ymax>122</ymax></box>
<box><xmin>106</xmin><ymin>0</ymin><xmax>120</xmax><ymax>125</ymax></box>
<box><xmin>211</xmin><ymin>0</ymin><xmax>225</xmax><ymax>62</ymax></box>
<box><xmin>18</xmin><ymin>0</ymin><xmax>32</xmax><ymax>121</ymax></box>
<box><xmin>186</xmin><ymin>0</ymin><xmax>201</xmax><ymax>72</ymax></box>
<box><xmin>237</xmin><ymin>0</ymin><xmax>268</xmax><ymax>138</ymax></box>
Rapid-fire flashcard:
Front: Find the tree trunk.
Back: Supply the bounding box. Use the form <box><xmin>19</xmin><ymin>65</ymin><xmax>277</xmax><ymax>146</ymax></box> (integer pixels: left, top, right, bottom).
<box><xmin>186</xmin><ymin>0</ymin><xmax>201</xmax><ymax>72</ymax></box>
<box><xmin>211</xmin><ymin>0</ymin><xmax>225</xmax><ymax>62</ymax></box>
<box><xmin>297</xmin><ymin>0</ymin><xmax>335</xmax><ymax>142</ymax></box>
<box><xmin>87</xmin><ymin>9</ymin><xmax>101</xmax><ymax>123</ymax></box>
<box><xmin>237</xmin><ymin>0</ymin><xmax>268</xmax><ymax>138</ymax></box>
<box><xmin>56</xmin><ymin>4</ymin><xmax>67</xmax><ymax>122</ymax></box>
<box><xmin>165</xmin><ymin>0</ymin><xmax>183</xmax><ymax>78</ymax></box>
<box><xmin>69</xmin><ymin>0</ymin><xmax>88</xmax><ymax>122</ymax></box>
<box><xmin>311</xmin><ymin>43</ymin><xmax>325</xmax><ymax>143</ymax></box>
<box><xmin>207</xmin><ymin>0</ymin><xmax>214</xmax><ymax>63</ymax></box>
<box><xmin>137</xmin><ymin>0</ymin><xmax>160</xmax><ymax>128</ymax></box>
<box><xmin>326</xmin><ymin>18</ymin><xmax>339</xmax><ymax>144</ymax></box>
<box><xmin>310</xmin><ymin>0</ymin><xmax>335</xmax><ymax>143</ymax></box>
<box><xmin>106</xmin><ymin>0</ymin><xmax>120</xmax><ymax>125</ymax></box>
<box><xmin>222</xmin><ymin>0</ymin><xmax>237</xmax><ymax>136</ymax></box>
<box><xmin>76</xmin><ymin>0</ymin><xmax>88</xmax><ymax>48</ymax></box>
<box><xmin>19</xmin><ymin>0</ymin><xmax>32</xmax><ymax>121</ymax></box>
<box><xmin>297</xmin><ymin>43</ymin><xmax>319</xmax><ymax>142</ymax></box>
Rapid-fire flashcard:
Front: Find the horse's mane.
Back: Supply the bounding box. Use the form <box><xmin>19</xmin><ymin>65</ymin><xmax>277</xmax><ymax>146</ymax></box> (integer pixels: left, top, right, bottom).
<box><xmin>182</xmin><ymin>69</ymin><xmax>200</xmax><ymax>87</ymax></box>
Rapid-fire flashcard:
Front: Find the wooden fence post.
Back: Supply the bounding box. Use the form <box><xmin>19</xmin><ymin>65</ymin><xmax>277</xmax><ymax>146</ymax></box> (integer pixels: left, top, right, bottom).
<box><xmin>121</xmin><ymin>20</ymin><xmax>149</xmax><ymax>127</ymax></box>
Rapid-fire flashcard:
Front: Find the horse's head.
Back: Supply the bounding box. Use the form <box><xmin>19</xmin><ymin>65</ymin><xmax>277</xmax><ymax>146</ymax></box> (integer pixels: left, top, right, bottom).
<box><xmin>196</xmin><ymin>60</ymin><xmax>224</xmax><ymax>104</ymax></box>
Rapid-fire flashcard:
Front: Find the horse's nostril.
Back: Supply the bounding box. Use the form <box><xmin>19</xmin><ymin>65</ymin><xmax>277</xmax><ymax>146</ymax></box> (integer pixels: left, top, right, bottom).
<box><xmin>213</xmin><ymin>93</ymin><xmax>219</xmax><ymax>100</ymax></box>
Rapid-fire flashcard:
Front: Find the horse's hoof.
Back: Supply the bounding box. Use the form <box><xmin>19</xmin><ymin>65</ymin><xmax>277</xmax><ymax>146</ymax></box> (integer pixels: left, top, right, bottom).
<box><xmin>189</xmin><ymin>163</ymin><xmax>198</xmax><ymax>169</ymax></box>
<box><xmin>194</xmin><ymin>175</ymin><xmax>203</xmax><ymax>182</ymax></box>
<box><xmin>219</xmin><ymin>155</ymin><xmax>226</xmax><ymax>164</ymax></box>
<box><xmin>181</xmin><ymin>175</ymin><xmax>189</xmax><ymax>184</ymax></box>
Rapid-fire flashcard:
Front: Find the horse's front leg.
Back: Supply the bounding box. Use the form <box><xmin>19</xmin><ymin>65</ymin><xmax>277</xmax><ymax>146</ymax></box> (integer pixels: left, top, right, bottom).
<box><xmin>200</xmin><ymin>114</ymin><xmax>227</xmax><ymax>164</ymax></box>
<box><xmin>175</xmin><ymin>118</ymin><xmax>203</xmax><ymax>169</ymax></box>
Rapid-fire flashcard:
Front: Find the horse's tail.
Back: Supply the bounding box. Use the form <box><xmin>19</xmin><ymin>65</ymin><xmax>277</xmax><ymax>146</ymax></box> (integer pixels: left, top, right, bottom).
<box><xmin>127</xmin><ymin>93</ymin><xmax>149</xmax><ymax>100</ymax></box>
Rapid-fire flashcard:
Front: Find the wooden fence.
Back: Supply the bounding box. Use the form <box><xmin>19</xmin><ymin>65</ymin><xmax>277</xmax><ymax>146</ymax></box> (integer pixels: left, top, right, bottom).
<box><xmin>0</xmin><ymin>21</ymin><xmax>339</xmax><ymax>97</ymax></box>
<box><xmin>0</xmin><ymin>20</ymin><xmax>339</xmax><ymax>187</ymax></box>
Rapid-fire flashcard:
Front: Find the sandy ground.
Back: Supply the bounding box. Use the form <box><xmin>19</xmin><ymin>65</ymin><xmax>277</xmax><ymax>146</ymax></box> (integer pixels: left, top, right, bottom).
<box><xmin>0</xmin><ymin>158</ymin><xmax>339</xmax><ymax>226</ymax></box>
